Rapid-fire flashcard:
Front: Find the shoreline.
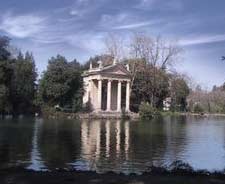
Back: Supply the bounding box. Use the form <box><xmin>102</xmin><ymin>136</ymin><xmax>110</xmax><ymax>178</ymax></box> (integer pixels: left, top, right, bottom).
<box><xmin>43</xmin><ymin>111</ymin><xmax>225</xmax><ymax>120</ymax></box>
<box><xmin>2</xmin><ymin>112</ymin><xmax>225</xmax><ymax>120</ymax></box>
<box><xmin>1</xmin><ymin>167</ymin><xmax>225</xmax><ymax>184</ymax></box>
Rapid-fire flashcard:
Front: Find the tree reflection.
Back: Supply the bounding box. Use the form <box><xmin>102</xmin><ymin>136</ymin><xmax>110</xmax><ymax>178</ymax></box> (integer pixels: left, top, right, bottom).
<box><xmin>38</xmin><ymin>119</ymin><xmax>80</xmax><ymax>170</ymax></box>
<box><xmin>0</xmin><ymin>118</ymin><xmax>34</xmax><ymax>169</ymax></box>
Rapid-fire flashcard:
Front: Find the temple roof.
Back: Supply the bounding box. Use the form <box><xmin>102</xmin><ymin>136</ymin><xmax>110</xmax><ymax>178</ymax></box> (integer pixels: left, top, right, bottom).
<box><xmin>83</xmin><ymin>63</ymin><xmax>131</xmax><ymax>78</ymax></box>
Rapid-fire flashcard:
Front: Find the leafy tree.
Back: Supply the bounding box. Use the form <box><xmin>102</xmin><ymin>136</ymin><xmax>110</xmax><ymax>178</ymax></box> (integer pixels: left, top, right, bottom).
<box><xmin>39</xmin><ymin>55</ymin><xmax>83</xmax><ymax>111</ymax></box>
<box><xmin>0</xmin><ymin>35</ymin><xmax>37</xmax><ymax>117</ymax></box>
<box><xmin>0</xmin><ymin>36</ymin><xmax>11</xmax><ymax>60</ymax></box>
<box><xmin>10</xmin><ymin>51</ymin><xmax>37</xmax><ymax>115</ymax></box>
<box><xmin>170</xmin><ymin>75</ymin><xmax>190</xmax><ymax>111</ymax></box>
<box><xmin>0</xmin><ymin>36</ymin><xmax>13</xmax><ymax>116</ymax></box>
<box><xmin>193</xmin><ymin>103</ymin><xmax>204</xmax><ymax>114</ymax></box>
<box><xmin>130</xmin><ymin>63</ymin><xmax>169</xmax><ymax>112</ymax></box>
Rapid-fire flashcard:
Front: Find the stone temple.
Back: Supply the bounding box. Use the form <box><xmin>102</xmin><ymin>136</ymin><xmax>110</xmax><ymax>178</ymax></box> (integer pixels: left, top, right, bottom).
<box><xmin>82</xmin><ymin>60</ymin><xmax>131</xmax><ymax>113</ymax></box>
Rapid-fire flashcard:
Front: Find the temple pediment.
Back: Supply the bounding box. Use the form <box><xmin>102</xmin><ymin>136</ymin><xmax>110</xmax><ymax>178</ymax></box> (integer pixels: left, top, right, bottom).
<box><xmin>83</xmin><ymin>63</ymin><xmax>131</xmax><ymax>78</ymax></box>
<box><xmin>100</xmin><ymin>64</ymin><xmax>130</xmax><ymax>76</ymax></box>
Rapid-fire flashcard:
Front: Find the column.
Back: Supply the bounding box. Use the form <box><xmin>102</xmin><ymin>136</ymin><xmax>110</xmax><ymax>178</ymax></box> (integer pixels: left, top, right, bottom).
<box><xmin>117</xmin><ymin>80</ymin><xmax>122</xmax><ymax>112</ymax></box>
<box><xmin>97</xmin><ymin>79</ymin><xmax>102</xmax><ymax>111</ymax></box>
<box><xmin>126</xmin><ymin>81</ymin><xmax>130</xmax><ymax>112</ymax></box>
<box><xmin>107</xmin><ymin>80</ymin><xmax>112</xmax><ymax>111</ymax></box>
<box><xmin>88</xmin><ymin>80</ymin><xmax>93</xmax><ymax>104</ymax></box>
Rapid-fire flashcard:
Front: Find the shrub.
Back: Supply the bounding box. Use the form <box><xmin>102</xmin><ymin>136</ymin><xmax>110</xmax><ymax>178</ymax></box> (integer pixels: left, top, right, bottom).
<box><xmin>193</xmin><ymin>103</ymin><xmax>204</xmax><ymax>114</ymax></box>
<box><xmin>139</xmin><ymin>102</ymin><xmax>158</xmax><ymax>120</ymax></box>
<box><xmin>82</xmin><ymin>100</ymin><xmax>92</xmax><ymax>113</ymax></box>
<box><xmin>41</xmin><ymin>105</ymin><xmax>57</xmax><ymax>117</ymax></box>
<box><xmin>121</xmin><ymin>107</ymin><xmax>130</xmax><ymax>119</ymax></box>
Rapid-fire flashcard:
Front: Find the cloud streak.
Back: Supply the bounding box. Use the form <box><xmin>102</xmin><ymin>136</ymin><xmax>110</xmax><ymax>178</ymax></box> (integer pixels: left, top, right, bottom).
<box><xmin>112</xmin><ymin>21</ymin><xmax>157</xmax><ymax>30</ymax></box>
<box><xmin>179</xmin><ymin>34</ymin><xmax>225</xmax><ymax>46</ymax></box>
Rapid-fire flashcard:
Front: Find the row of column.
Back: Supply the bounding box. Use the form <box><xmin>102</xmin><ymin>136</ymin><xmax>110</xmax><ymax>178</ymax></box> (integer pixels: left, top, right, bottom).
<box><xmin>97</xmin><ymin>79</ymin><xmax>130</xmax><ymax>112</ymax></box>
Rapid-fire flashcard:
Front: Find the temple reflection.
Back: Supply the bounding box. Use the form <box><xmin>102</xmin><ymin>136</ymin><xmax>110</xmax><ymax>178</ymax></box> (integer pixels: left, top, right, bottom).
<box><xmin>116</xmin><ymin>120</ymin><xmax>121</xmax><ymax>156</ymax></box>
<box><xmin>105</xmin><ymin>120</ymin><xmax>110</xmax><ymax>157</ymax></box>
<box><xmin>124</xmin><ymin>121</ymin><xmax>129</xmax><ymax>159</ymax></box>
<box><xmin>80</xmin><ymin>120</ymin><xmax>131</xmax><ymax>172</ymax></box>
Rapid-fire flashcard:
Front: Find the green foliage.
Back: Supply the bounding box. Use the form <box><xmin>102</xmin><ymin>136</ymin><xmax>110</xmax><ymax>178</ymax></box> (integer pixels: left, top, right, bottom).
<box><xmin>121</xmin><ymin>107</ymin><xmax>129</xmax><ymax>119</ymax></box>
<box><xmin>131</xmin><ymin>62</ymin><xmax>169</xmax><ymax>112</ymax></box>
<box><xmin>0</xmin><ymin>84</ymin><xmax>9</xmax><ymax>113</ymax></box>
<box><xmin>0</xmin><ymin>36</ymin><xmax>11</xmax><ymax>60</ymax></box>
<box><xmin>72</xmin><ymin>89</ymin><xmax>83</xmax><ymax>112</ymax></box>
<box><xmin>170</xmin><ymin>76</ymin><xmax>190</xmax><ymax>112</ymax></box>
<box><xmin>41</xmin><ymin>105</ymin><xmax>57</xmax><ymax>117</ymax></box>
<box><xmin>82</xmin><ymin>99</ymin><xmax>93</xmax><ymax>113</ymax></box>
<box><xmin>0</xmin><ymin>36</ymin><xmax>37</xmax><ymax>116</ymax></box>
<box><xmin>139</xmin><ymin>102</ymin><xmax>159</xmax><ymax>120</ymax></box>
<box><xmin>193</xmin><ymin>104</ymin><xmax>204</xmax><ymax>114</ymax></box>
<box><xmin>10</xmin><ymin>51</ymin><xmax>37</xmax><ymax>115</ymax></box>
<box><xmin>0</xmin><ymin>60</ymin><xmax>13</xmax><ymax>114</ymax></box>
<box><xmin>160</xmin><ymin>111</ymin><xmax>181</xmax><ymax>116</ymax></box>
<box><xmin>39</xmin><ymin>55</ymin><xmax>83</xmax><ymax>111</ymax></box>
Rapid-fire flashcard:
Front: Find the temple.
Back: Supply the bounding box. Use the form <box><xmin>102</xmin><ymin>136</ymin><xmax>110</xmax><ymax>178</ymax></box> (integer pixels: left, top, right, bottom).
<box><xmin>82</xmin><ymin>60</ymin><xmax>131</xmax><ymax>113</ymax></box>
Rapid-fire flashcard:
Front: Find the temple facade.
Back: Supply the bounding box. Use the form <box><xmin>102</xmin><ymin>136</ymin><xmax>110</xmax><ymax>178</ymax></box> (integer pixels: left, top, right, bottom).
<box><xmin>82</xmin><ymin>61</ymin><xmax>131</xmax><ymax>113</ymax></box>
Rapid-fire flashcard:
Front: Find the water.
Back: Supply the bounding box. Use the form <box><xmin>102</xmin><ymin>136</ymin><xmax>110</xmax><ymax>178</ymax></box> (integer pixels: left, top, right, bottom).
<box><xmin>0</xmin><ymin>116</ymin><xmax>225</xmax><ymax>174</ymax></box>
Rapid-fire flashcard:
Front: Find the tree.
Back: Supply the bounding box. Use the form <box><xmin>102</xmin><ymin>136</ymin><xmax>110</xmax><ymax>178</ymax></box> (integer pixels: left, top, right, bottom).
<box><xmin>0</xmin><ymin>36</ymin><xmax>13</xmax><ymax>116</ymax></box>
<box><xmin>104</xmin><ymin>33</ymin><xmax>125</xmax><ymax>61</ymax></box>
<box><xmin>10</xmin><ymin>51</ymin><xmax>37</xmax><ymax>115</ymax></box>
<box><xmin>0</xmin><ymin>36</ymin><xmax>11</xmax><ymax>60</ymax></box>
<box><xmin>39</xmin><ymin>55</ymin><xmax>83</xmax><ymax>111</ymax></box>
<box><xmin>130</xmin><ymin>64</ymin><xmax>169</xmax><ymax>112</ymax></box>
<box><xmin>129</xmin><ymin>33</ymin><xmax>181</xmax><ymax>70</ymax></box>
<box><xmin>124</xmin><ymin>58</ymin><xmax>146</xmax><ymax>87</ymax></box>
<box><xmin>170</xmin><ymin>74</ymin><xmax>190</xmax><ymax>111</ymax></box>
<box><xmin>127</xmin><ymin>33</ymin><xmax>181</xmax><ymax>109</ymax></box>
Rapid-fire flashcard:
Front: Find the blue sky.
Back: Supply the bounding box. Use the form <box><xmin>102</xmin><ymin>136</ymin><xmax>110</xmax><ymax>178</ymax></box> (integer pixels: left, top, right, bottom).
<box><xmin>0</xmin><ymin>0</ymin><xmax>225</xmax><ymax>89</ymax></box>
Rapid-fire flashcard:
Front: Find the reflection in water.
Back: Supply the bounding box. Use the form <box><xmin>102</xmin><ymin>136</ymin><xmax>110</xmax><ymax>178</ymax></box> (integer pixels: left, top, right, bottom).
<box><xmin>27</xmin><ymin>118</ymin><xmax>46</xmax><ymax>171</ymax></box>
<box><xmin>0</xmin><ymin>117</ymin><xmax>225</xmax><ymax>173</ymax></box>
<box><xmin>125</xmin><ymin>121</ymin><xmax>129</xmax><ymax>160</ymax></box>
<box><xmin>116</xmin><ymin>120</ymin><xmax>121</xmax><ymax>156</ymax></box>
<box><xmin>79</xmin><ymin>120</ymin><xmax>132</xmax><ymax>173</ymax></box>
<box><xmin>0</xmin><ymin>118</ymin><xmax>34</xmax><ymax>168</ymax></box>
<box><xmin>105</xmin><ymin>120</ymin><xmax>110</xmax><ymax>157</ymax></box>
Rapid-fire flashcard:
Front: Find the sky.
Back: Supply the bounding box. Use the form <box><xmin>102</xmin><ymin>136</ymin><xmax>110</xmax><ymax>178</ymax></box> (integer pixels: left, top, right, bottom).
<box><xmin>0</xmin><ymin>0</ymin><xmax>225</xmax><ymax>89</ymax></box>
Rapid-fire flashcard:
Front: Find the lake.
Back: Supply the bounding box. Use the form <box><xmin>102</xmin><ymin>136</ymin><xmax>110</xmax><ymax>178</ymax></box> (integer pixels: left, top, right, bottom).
<box><xmin>0</xmin><ymin>116</ymin><xmax>225</xmax><ymax>174</ymax></box>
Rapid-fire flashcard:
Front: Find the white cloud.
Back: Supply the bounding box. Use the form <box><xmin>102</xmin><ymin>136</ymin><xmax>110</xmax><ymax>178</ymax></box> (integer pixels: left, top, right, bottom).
<box><xmin>0</xmin><ymin>14</ymin><xmax>46</xmax><ymax>38</ymax></box>
<box><xmin>179</xmin><ymin>34</ymin><xmax>225</xmax><ymax>46</ymax></box>
<box><xmin>65</xmin><ymin>33</ymin><xmax>104</xmax><ymax>53</ymax></box>
<box><xmin>113</xmin><ymin>20</ymin><xmax>158</xmax><ymax>30</ymax></box>
<box><xmin>70</xmin><ymin>10</ymin><xmax>79</xmax><ymax>16</ymax></box>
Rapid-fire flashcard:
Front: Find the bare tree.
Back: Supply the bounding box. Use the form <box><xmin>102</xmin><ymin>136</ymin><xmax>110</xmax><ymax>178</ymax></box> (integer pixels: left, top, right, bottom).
<box><xmin>104</xmin><ymin>33</ymin><xmax>125</xmax><ymax>61</ymax></box>
<box><xmin>129</xmin><ymin>33</ymin><xmax>182</xmax><ymax>69</ymax></box>
<box><xmin>128</xmin><ymin>33</ymin><xmax>182</xmax><ymax>107</ymax></box>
